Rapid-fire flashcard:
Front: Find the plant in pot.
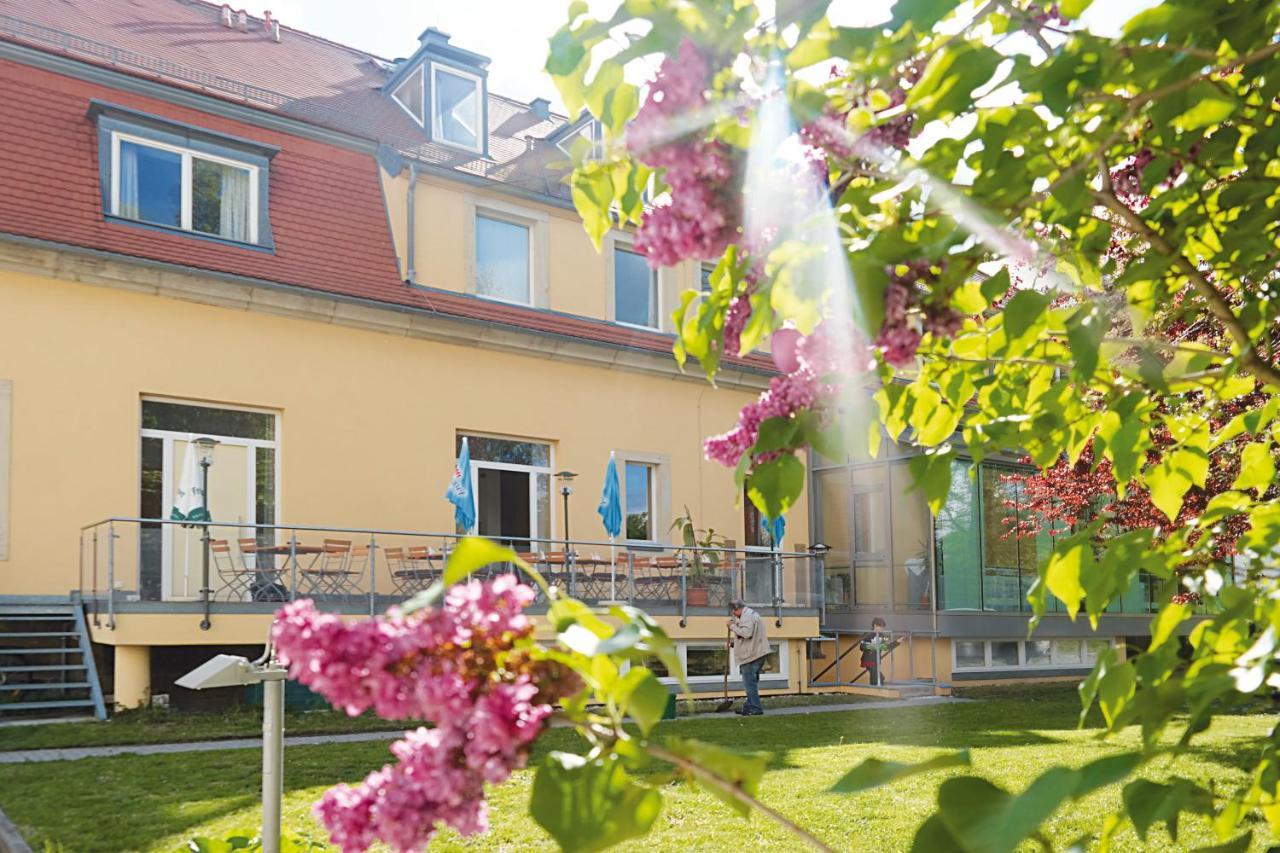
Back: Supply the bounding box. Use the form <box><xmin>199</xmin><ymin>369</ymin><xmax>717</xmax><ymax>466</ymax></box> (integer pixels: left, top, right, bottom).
<box><xmin>669</xmin><ymin>506</ymin><xmax>727</xmax><ymax>607</ymax></box>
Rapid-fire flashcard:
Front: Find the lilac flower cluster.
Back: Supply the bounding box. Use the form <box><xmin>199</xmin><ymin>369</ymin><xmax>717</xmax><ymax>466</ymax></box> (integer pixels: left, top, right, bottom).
<box><xmin>800</xmin><ymin>61</ymin><xmax>920</xmax><ymax>165</ymax></box>
<box><xmin>629</xmin><ymin>38</ymin><xmax>742</xmax><ymax>267</ymax></box>
<box><xmin>704</xmin><ymin>322</ymin><xmax>853</xmax><ymax>467</ymax></box>
<box><xmin>875</xmin><ymin>260</ymin><xmax>962</xmax><ymax>367</ymax></box>
<box><xmin>272</xmin><ymin>576</ymin><xmax>578</xmax><ymax>852</ymax></box>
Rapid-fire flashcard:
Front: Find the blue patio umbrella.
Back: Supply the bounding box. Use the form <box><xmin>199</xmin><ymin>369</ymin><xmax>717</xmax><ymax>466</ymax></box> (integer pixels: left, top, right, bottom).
<box><xmin>598</xmin><ymin>452</ymin><xmax>622</xmax><ymax>599</ymax></box>
<box><xmin>446</xmin><ymin>437</ymin><xmax>476</xmax><ymax>534</ymax></box>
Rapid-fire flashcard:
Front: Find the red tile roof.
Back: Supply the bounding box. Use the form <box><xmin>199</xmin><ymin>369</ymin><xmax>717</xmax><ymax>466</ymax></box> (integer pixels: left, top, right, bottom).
<box><xmin>0</xmin><ymin>0</ymin><xmax>570</xmax><ymax>186</ymax></box>
<box><xmin>0</xmin><ymin>57</ymin><xmax>775</xmax><ymax>374</ymax></box>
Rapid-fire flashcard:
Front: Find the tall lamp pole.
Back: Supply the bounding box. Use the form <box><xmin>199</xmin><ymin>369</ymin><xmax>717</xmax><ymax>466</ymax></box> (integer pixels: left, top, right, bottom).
<box><xmin>194</xmin><ymin>436</ymin><xmax>219</xmax><ymax>631</ymax></box>
<box><xmin>556</xmin><ymin>470</ymin><xmax>577</xmax><ymax>548</ymax></box>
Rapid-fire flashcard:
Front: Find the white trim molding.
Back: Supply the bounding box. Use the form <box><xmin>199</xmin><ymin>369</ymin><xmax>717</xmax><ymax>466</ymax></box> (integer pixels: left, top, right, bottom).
<box><xmin>463</xmin><ymin>195</ymin><xmax>550</xmax><ymax>309</ymax></box>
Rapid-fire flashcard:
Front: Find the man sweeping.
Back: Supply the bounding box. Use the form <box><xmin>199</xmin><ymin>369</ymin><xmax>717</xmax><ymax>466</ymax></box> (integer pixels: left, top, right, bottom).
<box><xmin>728</xmin><ymin>597</ymin><xmax>768</xmax><ymax>716</ymax></box>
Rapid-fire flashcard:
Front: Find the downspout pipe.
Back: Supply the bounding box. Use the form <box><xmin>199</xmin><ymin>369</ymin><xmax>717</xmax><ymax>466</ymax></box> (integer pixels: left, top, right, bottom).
<box><xmin>405</xmin><ymin>163</ymin><xmax>418</xmax><ymax>283</ymax></box>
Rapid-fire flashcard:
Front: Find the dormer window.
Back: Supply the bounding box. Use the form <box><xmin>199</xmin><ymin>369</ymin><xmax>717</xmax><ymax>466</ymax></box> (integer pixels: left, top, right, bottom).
<box><xmin>89</xmin><ymin>101</ymin><xmax>276</xmax><ymax>249</ymax></box>
<box><xmin>556</xmin><ymin>119</ymin><xmax>602</xmax><ymax>160</ymax></box>
<box><xmin>431</xmin><ymin>63</ymin><xmax>481</xmax><ymax>151</ymax></box>
<box><xmin>391</xmin><ymin>65</ymin><xmax>424</xmax><ymax>126</ymax></box>
<box><xmin>384</xmin><ymin>29</ymin><xmax>488</xmax><ymax>155</ymax></box>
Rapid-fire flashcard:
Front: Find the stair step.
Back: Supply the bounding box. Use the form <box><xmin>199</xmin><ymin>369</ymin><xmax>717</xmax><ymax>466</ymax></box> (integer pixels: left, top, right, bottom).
<box><xmin>0</xmin><ymin>648</ymin><xmax>81</xmax><ymax>655</ymax></box>
<box><xmin>0</xmin><ymin>664</ymin><xmax>86</xmax><ymax>673</ymax></box>
<box><xmin>1</xmin><ymin>682</ymin><xmax>91</xmax><ymax>692</ymax></box>
<box><xmin>0</xmin><ymin>627</ymin><xmax>80</xmax><ymax>635</ymax></box>
<box><xmin>0</xmin><ymin>699</ymin><xmax>97</xmax><ymax>712</ymax></box>
<box><xmin>0</xmin><ymin>615</ymin><xmax>73</xmax><ymax>621</ymax></box>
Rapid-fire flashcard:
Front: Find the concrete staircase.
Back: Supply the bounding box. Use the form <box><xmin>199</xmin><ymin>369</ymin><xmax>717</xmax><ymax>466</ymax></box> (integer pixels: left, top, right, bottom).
<box><xmin>0</xmin><ymin>601</ymin><xmax>106</xmax><ymax>721</ymax></box>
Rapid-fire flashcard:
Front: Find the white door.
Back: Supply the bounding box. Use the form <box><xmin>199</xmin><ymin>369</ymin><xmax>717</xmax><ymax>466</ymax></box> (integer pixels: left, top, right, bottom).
<box><xmin>473</xmin><ymin>461</ymin><xmax>539</xmax><ymax>549</ymax></box>
<box><xmin>163</xmin><ymin>437</ymin><xmax>254</xmax><ymax>599</ymax></box>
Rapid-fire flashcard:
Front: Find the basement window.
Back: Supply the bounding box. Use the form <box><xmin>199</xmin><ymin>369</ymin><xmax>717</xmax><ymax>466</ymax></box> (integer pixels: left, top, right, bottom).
<box><xmin>91</xmin><ymin>101</ymin><xmax>276</xmax><ymax>249</ymax></box>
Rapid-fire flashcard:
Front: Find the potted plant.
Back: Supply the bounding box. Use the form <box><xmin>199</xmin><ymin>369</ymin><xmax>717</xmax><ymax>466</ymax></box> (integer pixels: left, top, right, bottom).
<box><xmin>669</xmin><ymin>506</ymin><xmax>727</xmax><ymax>607</ymax></box>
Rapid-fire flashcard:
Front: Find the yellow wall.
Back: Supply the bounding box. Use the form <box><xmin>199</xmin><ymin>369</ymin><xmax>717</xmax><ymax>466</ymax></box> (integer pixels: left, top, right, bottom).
<box><xmin>0</xmin><ymin>267</ymin><xmax>807</xmax><ymax>609</ymax></box>
<box><xmin>380</xmin><ymin>169</ymin><xmax>704</xmax><ymax>327</ymax></box>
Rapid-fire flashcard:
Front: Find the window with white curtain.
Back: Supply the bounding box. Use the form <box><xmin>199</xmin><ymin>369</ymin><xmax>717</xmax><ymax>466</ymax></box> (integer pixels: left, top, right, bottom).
<box><xmin>111</xmin><ymin>133</ymin><xmax>258</xmax><ymax>244</ymax></box>
<box><xmin>475</xmin><ymin>214</ymin><xmax>531</xmax><ymax>303</ymax></box>
<box><xmin>431</xmin><ymin>63</ymin><xmax>481</xmax><ymax>151</ymax></box>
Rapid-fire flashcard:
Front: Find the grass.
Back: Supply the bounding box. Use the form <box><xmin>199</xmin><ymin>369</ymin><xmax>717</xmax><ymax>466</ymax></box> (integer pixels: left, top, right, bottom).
<box><xmin>1</xmin><ymin>688</ymin><xmax>1273</xmax><ymax>851</ymax></box>
<box><xmin>0</xmin><ymin>693</ymin><xmax>871</xmax><ymax>752</ymax></box>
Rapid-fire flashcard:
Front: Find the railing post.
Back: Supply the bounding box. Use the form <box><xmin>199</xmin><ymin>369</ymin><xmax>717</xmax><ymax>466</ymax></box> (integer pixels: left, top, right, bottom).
<box><xmin>199</xmin><ymin>521</ymin><xmax>212</xmax><ymax>631</ymax></box>
<box><xmin>368</xmin><ymin>534</ymin><xmax>377</xmax><ymax>617</ymax></box>
<box><xmin>92</xmin><ymin>527</ymin><xmax>100</xmax><ymax>628</ymax></box>
<box><xmin>679</xmin><ymin>554</ymin><xmax>688</xmax><ymax>628</ymax></box>
<box><xmin>626</xmin><ymin>552</ymin><xmax>635</xmax><ymax>605</ymax></box>
<box><xmin>288</xmin><ymin>532</ymin><xmax>298</xmax><ymax>602</ymax></box>
<box><xmin>107</xmin><ymin>521</ymin><xmax>117</xmax><ymax>630</ymax></box>
<box><xmin>772</xmin><ymin>550</ymin><xmax>783</xmax><ymax>628</ymax></box>
<box><xmin>567</xmin><ymin>549</ymin><xmax>577</xmax><ymax>599</ymax></box>
<box><xmin>835</xmin><ymin>631</ymin><xmax>842</xmax><ymax>685</ymax></box>
<box><xmin>810</xmin><ymin>544</ymin><xmax>829</xmax><ymax>628</ymax></box>
<box><xmin>908</xmin><ymin>631</ymin><xmax>915</xmax><ymax>681</ymax></box>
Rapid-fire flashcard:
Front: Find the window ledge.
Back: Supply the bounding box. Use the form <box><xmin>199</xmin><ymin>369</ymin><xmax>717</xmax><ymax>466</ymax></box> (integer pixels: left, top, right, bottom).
<box><xmin>104</xmin><ymin>215</ymin><xmax>275</xmax><ymax>254</ymax></box>
<box><xmin>951</xmin><ymin>667</ymin><xmax>1093</xmax><ymax>681</ymax></box>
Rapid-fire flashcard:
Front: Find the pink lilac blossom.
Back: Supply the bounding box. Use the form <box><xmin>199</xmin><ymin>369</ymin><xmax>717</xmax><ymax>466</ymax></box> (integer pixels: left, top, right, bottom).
<box><xmin>704</xmin><ymin>321</ymin><xmax>857</xmax><ymax>467</ymax></box>
<box><xmin>628</xmin><ymin>38</ymin><xmax>742</xmax><ymax>267</ymax></box>
<box><xmin>272</xmin><ymin>577</ymin><xmax>569</xmax><ymax>853</ymax></box>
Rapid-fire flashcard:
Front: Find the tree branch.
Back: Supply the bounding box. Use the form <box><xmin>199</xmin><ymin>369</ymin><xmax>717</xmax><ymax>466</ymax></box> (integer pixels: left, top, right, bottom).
<box><xmin>645</xmin><ymin>743</ymin><xmax>835</xmax><ymax>852</ymax></box>
<box><xmin>1091</xmin><ymin>188</ymin><xmax>1280</xmax><ymax>389</ymax></box>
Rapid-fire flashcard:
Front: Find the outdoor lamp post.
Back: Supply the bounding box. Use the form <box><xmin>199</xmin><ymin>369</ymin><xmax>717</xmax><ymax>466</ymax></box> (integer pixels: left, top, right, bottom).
<box><xmin>193</xmin><ymin>436</ymin><xmax>219</xmax><ymax>630</ymax></box>
<box><xmin>177</xmin><ymin>648</ymin><xmax>287</xmax><ymax>852</ymax></box>
<box><xmin>556</xmin><ymin>470</ymin><xmax>577</xmax><ymax>545</ymax></box>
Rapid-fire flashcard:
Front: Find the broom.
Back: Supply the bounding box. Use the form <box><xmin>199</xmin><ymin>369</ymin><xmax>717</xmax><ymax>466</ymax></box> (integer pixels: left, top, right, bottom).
<box><xmin>714</xmin><ymin>626</ymin><xmax>735</xmax><ymax>713</ymax></box>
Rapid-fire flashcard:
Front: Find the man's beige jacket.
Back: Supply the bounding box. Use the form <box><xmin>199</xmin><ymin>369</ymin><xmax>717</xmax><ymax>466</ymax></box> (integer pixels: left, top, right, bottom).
<box><xmin>729</xmin><ymin>606</ymin><xmax>769</xmax><ymax>668</ymax></box>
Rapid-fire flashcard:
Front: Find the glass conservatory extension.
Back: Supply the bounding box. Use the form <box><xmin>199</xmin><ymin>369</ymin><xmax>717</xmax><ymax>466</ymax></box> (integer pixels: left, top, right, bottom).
<box><xmin>811</xmin><ymin>446</ymin><xmax>1167</xmax><ymax>615</ymax></box>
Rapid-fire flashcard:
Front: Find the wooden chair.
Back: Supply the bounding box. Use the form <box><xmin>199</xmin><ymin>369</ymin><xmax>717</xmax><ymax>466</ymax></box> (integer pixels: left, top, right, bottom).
<box><xmin>303</xmin><ymin>538</ymin><xmax>352</xmax><ymax>597</ymax></box>
<box><xmin>212</xmin><ymin>539</ymin><xmax>253</xmax><ymax>601</ymax></box>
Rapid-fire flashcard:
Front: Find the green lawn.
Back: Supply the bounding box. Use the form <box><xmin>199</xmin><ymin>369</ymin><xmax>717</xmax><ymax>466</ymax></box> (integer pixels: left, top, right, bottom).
<box><xmin>1</xmin><ymin>688</ymin><xmax>1272</xmax><ymax>851</ymax></box>
<box><xmin>0</xmin><ymin>694</ymin><xmax>869</xmax><ymax>752</ymax></box>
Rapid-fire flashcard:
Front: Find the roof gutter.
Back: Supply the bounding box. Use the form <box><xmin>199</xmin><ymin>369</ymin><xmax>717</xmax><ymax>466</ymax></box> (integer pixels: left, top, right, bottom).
<box><xmin>406</xmin><ymin>163</ymin><xmax>417</xmax><ymax>283</ymax></box>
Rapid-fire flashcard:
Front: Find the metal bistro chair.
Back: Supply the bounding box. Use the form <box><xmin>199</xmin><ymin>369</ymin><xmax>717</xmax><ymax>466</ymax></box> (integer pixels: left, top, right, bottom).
<box><xmin>302</xmin><ymin>538</ymin><xmax>353</xmax><ymax>598</ymax></box>
<box><xmin>539</xmin><ymin>551</ymin><xmax>573</xmax><ymax>595</ymax></box>
<box><xmin>405</xmin><ymin>546</ymin><xmax>442</xmax><ymax>589</ymax></box>
<box><xmin>211</xmin><ymin>539</ymin><xmax>254</xmax><ymax>601</ymax></box>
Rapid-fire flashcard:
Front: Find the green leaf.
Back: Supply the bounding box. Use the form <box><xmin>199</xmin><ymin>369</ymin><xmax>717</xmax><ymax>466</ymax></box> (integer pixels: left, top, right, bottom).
<box><xmin>754</xmin><ymin>416</ymin><xmax>800</xmax><ymax>454</ymax></box>
<box><xmin>831</xmin><ymin>750</ymin><xmax>971</xmax><ymax>793</ymax></box>
<box><xmin>980</xmin><ymin>268</ymin><xmax>1011</xmax><ymax>305</ymax></box>
<box><xmin>1173</xmin><ymin>86</ymin><xmax>1237</xmax><ymax>132</ymax></box>
<box><xmin>908</xmin><ymin>446</ymin><xmax>957</xmax><ymax>515</ymax></box>
<box><xmin>1065</xmin><ymin>303</ymin><xmax>1105</xmax><ymax>379</ymax></box>
<box><xmin>663</xmin><ymin>737</ymin><xmax>768</xmax><ymax>818</ymax></box>
<box><xmin>1150</xmin><ymin>602</ymin><xmax>1191</xmax><ymax>651</ymax></box>
<box><xmin>1044</xmin><ymin>538</ymin><xmax>1090</xmax><ymax>619</ymax></box>
<box><xmin>1001</xmin><ymin>290</ymin><xmax>1051</xmax><ymax>352</ymax></box>
<box><xmin>444</xmin><ymin>537</ymin><xmax>524</xmax><ymax>585</ymax></box>
<box><xmin>1147</xmin><ymin>457</ymin><xmax>1193</xmax><ymax>523</ymax></box>
<box><xmin>614</xmin><ymin>667</ymin><xmax>669</xmax><ymax>736</ymax></box>
<box><xmin>1123</xmin><ymin>778</ymin><xmax>1214</xmax><ymax>841</ymax></box>
<box><xmin>530</xmin><ymin>753</ymin><xmax>662</xmax><ymax>852</ymax></box>
<box><xmin>747</xmin><ymin>454</ymin><xmax>805</xmax><ymax>520</ymax></box>
<box><xmin>936</xmin><ymin>772</ymin><xmax>1072</xmax><ymax>853</ymax></box>
<box><xmin>1233</xmin><ymin>441</ymin><xmax>1274</xmax><ymax>494</ymax></box>
<box><xmin>1059</xmin><ymin>0</ymin><xmax>1094</xmax><ymax>18</ymax></box>
<box><xmin>909</xmin><ymin>814</ymin><xmax>965</xmax><ymax>852</ymax></box>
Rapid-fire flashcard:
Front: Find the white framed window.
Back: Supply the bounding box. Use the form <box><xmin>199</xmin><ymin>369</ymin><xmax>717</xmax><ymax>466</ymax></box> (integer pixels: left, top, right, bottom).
<box><xmin>391</xmin><ymin>65</ymin><xmax>425</xmax><ymax>126</ymax></box>
<box><xmin>556</xmin><ymin>118</ymin><xmax>603</xmax><ymax>160</ymax></box>
<box><xmin>431</xmin><ymin>62</ymin><xmax>482</xmax><ymax>152</ymax></box>
<box><xmin>475</xmin><ymin>213</ymin><xmax>532</xmax><ymax>304</ymax></box>
<box><xmin>636</xmin><ymin>642</ymin><xmax>788</xmax><ymax>684</ymax></box>
<box><xmin>109</xmin><ymin>132</ymin><xmax>260</xmax><ymax>244</ymax></box>
<box><xmin>952</xmin><ymin>638</ymin><xmax>1114</xmax><ymax>671</ymax></box>
<box><xmin>624</xmin><ymin>461</ymin><xmax>657</xmax><ymax>542</ymax></box>
<box><xmin>613</xmin><ymin>245</ymin><xmax>658</xmax><ymax>328</ymax></box>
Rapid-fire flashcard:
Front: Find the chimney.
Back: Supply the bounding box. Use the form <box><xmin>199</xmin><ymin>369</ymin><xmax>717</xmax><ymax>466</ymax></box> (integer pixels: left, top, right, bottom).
<box><xmin>236</xmin><ymin>9</ymin><xmax>249</xmax><ymax>32</ymax></box>
<box><xmin>418</xmin><ymin>27</ymin><xmax>451</xmax><ymax>49</ymax></box>
<box><xmin>263</xmin><ymin>10</ymin><xmax>280</xmax><ymax>42</ymax></box>
<box><xmin>220</xmin><ymin>4</ymin><xmax>233</xmax><ymax>27</ymax></box>
<box><xmin>529</xmin><ymin>98</ymin><xmax>551</xmax><ymax>122</ymax></box>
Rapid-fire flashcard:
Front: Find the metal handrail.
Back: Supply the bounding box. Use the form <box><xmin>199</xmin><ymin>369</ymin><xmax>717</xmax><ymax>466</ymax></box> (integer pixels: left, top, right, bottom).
<box><xmin>77</xmin><ymin>517</ymin><xmax>817</xmax><ymax>558</ymax></box>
